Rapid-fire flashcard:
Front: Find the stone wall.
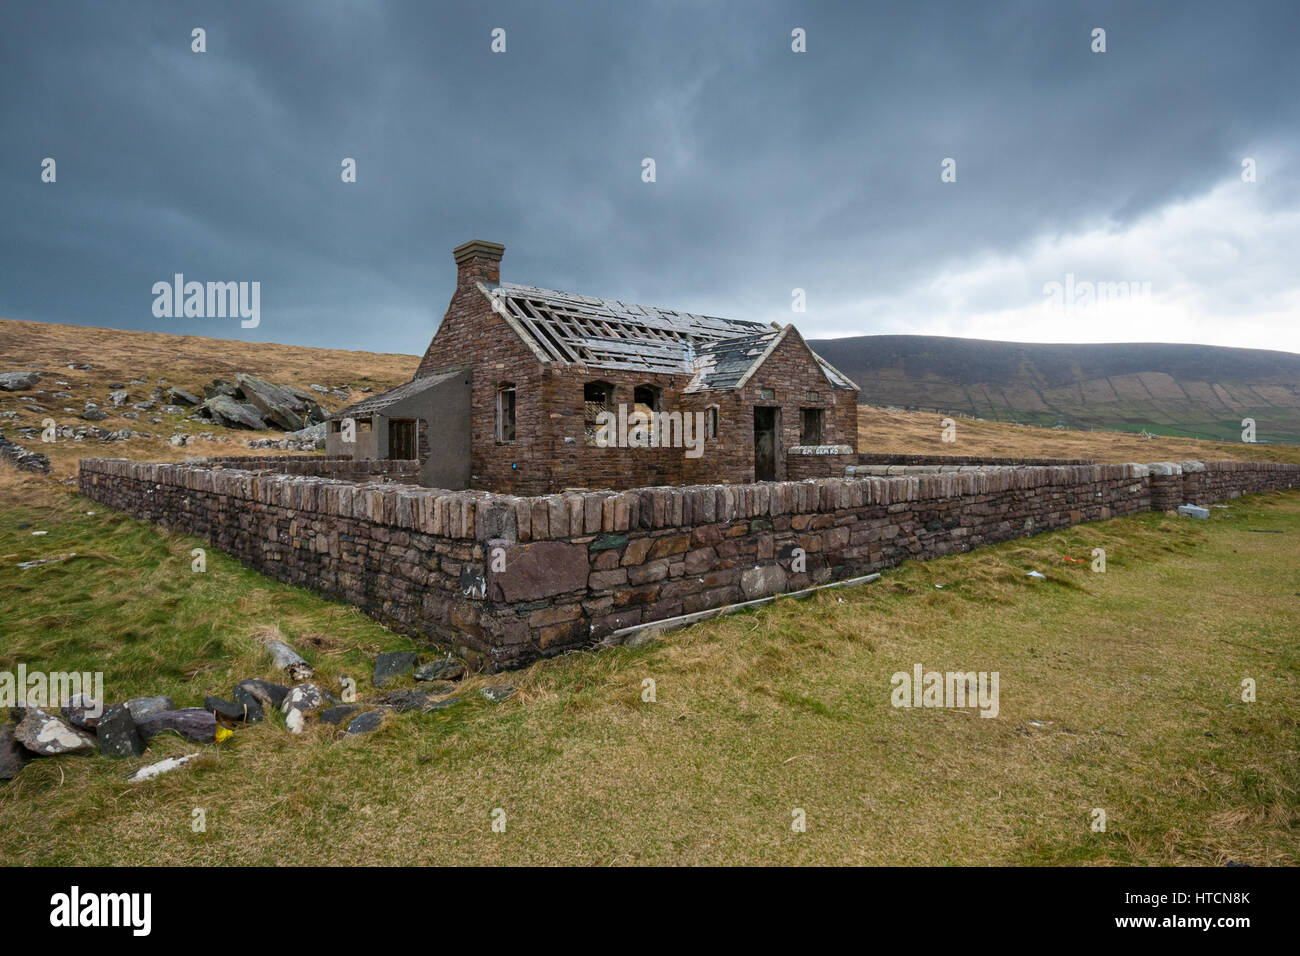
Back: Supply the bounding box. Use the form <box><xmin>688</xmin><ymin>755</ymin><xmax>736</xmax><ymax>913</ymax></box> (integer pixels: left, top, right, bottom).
<box><xmin>190</xmin><ymin>455</ymin><xmax>420</xmax><ymax>481</ymax></box>
<box><xmin>77</xmin><ymin>456</ymin><xmax>1300</xmax><ymax>669</ymax></box>
<box><xmin>857</xmin><ymin>453</ymin><xmax>1093</xmax><ymax>466</ymax></box>
<box><xmin>787</xmin><ymin>446</ymin><xmax>857</xmax><ymax>480</ymax></box>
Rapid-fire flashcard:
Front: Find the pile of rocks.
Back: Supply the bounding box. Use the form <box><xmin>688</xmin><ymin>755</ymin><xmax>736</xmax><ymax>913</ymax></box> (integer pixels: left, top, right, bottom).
<box><xmin>2</xmin><ymin>693</ymin><xmax>193</xmax><ymax>781</ymax></box>
<box><xmin>246</xmin><ymin>422</ymin><xmax>326</xmax><ymax>451</ymax></box>
<box><xmin>0</xmin><ymin>431</ymin><xmax>51</xmax><ymax>474</ymax></box>
<box><xmin>16</xmin><ymin>422</ymin><xmax>144</xmax><ymax>444</ymax></box>
<box><xmin>0</xmin><ymin>370</ymin><xmax>344</xmax><ymax>447</ymax></box>
<box><xmin>1</xmin><ymin>640</ymin><xmax>514</xmax><ymax>783</ymax></box>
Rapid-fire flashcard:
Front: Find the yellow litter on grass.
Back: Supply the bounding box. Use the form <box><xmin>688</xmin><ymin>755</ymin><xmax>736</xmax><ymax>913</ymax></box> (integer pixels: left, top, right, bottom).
<box><xmin>214</xmin><ymin>726</ymin><xmax>234</xmax><ymax>743</ymax></box>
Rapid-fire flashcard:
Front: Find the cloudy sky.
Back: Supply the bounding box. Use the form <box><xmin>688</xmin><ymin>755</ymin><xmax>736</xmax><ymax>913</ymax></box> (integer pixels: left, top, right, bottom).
<box><xmin>2</xmin><ymin>0</ymin><xmax>1298</xmax><ymax>356</ymax></box>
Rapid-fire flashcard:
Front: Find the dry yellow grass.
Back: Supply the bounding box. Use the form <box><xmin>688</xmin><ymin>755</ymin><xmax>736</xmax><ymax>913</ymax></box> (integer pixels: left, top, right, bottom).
<box><xmin>857</xmin><ymin>407</ymin><xmax>1300</xmax><ymax>464</ymax></box>
<box><xmin>0</xmin><ymin>317</ymin><xmax>420</xmax><ymax>478</ymax></box>
<box><xmin>0</xmin><ymin>317</ymin><xmax>418</xmax><ymax>389</ymax></box>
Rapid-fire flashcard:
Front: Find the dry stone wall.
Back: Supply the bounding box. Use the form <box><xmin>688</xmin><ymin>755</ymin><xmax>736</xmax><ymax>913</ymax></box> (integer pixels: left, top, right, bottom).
<box><xmin>78</xmin><ymin>456</ymin><xmax>1300</xmax><ymax>669</ymax></box>
<box><xmin>190</xmin><ymin>455</ymin><xmax>420</xmax><ymax>481</ymax></box>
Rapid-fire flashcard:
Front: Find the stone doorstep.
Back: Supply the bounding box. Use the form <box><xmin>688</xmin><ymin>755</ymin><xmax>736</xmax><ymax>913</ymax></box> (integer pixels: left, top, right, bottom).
<box><xmin>599</xmin><ymin>571</ymin><xmax>882</xmax><ymax>647</ymax></box>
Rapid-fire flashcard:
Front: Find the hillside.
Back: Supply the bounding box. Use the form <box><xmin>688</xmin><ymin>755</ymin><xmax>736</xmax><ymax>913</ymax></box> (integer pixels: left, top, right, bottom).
<box><xmin>0</xmin><ymin>318</ymin><xmax>419</xmax><ymax>476</ymax></box>
<box><xmin>854</xmin><ymin>408</ymin><xmax>1300</xmax><ymax>465</ymax></box>
<box><xmin>4</xmin><ymin>318</ymin><xmax>1300</xmax><ymax>479</ymax></box>
<box><xmin>810</xmin><ymin>335</ymin><xmax>1300</xmax><ymax>444</ymax></box>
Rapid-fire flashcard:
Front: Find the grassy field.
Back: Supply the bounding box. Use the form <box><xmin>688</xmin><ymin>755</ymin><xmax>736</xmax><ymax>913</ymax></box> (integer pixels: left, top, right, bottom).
<box><xmin>3</xmin><ymin>469</ymin><xmax>1296</xmax><ymax>865</ymax></box>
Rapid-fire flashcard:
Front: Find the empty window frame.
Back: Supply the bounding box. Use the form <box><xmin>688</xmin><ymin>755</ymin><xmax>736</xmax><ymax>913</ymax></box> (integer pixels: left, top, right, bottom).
<box><xmin>705</xmin><ymin>406</ymin><xmax>719</xmax><ymax>440</ymax></box>
<box><xmin>496</xmin><ymin>383</ymin><xmax>516</xmax><ymax>443</ymax></box>
<box><xmin>584</xmin><ymin>381</ymin><xmax>614</xmax><ymax>446</ymax></box>
<box><xmin>633</xmin><ymin>384</ymin><xmax>662</xmax><ymax>415</ymax></box>
<box><xmin>800</xmin><ymin>407</ymin><xmax>825</xmax><ymax>445</ymax></box>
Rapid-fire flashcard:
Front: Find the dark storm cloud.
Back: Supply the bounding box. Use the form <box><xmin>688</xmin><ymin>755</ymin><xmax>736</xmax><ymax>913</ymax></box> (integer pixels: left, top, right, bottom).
<box><xmin>1</xmin><ymin>0</ymin><xmax>1297</xmax><ymax>353</ymax></box>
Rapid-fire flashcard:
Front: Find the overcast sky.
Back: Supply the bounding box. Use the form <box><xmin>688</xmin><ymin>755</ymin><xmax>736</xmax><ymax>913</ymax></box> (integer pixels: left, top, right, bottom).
<box><xmin>2</xmin><ymin>0</ymin><xmax>1298</xmax><ymax>356</ymax></box>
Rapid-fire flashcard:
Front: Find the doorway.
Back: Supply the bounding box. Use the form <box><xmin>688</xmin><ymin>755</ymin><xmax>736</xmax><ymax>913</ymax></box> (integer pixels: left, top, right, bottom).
<box><xmin>388</xmin><ymin>418</ymin><xmax>417</xmax><ymax>460</ymax></box>
<box><xmin>753</xmin><ymin>406</ymin><xmax>780</xmax><ymax>481</ymax></box>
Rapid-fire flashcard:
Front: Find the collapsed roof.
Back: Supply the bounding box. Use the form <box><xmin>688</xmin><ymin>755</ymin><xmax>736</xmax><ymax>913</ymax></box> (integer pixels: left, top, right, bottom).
<box><xmin>483</xmin><ymin>282</ymin><xmax>857</xmax><ymax>391</ymax></box>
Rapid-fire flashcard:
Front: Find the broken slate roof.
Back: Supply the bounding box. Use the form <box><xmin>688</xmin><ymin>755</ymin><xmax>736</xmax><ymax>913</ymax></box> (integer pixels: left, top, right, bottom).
<box><xmin>683</xmin><ymin>327</ymin><xmax>859</xmax><ymax>392</ymax></box>
<box><xmin>686</xmin><ymin>329</ymin><xmax>783</xmax><ymax>390</ymax></box>
<box><xmin>334</xmin><ymin>366</ymin><xmax>463</xmax><ymax>417</ymax></box>
<box><xmin>484</xmin><ymin>282</ymin><xmax>771</xmax><ymax>374</ymax></box>
<box><xmin>482</xmin><ymin>281</ymin><xmax>858</xmax><ymax>390</ymax></box>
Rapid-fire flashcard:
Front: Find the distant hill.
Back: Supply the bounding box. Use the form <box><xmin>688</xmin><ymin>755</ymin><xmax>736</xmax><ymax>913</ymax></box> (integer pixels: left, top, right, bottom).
<box><xmin>808</xmin><ymin>335</ymin><xmax>1300</xmax><ymax>444</ymax></box>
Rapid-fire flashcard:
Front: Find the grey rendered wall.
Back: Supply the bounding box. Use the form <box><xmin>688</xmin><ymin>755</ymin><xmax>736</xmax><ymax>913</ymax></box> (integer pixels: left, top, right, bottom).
<box><xmin>419</xmin><ymin>369</ymin><xmax>472</xmax><ymax>489</ymax></box>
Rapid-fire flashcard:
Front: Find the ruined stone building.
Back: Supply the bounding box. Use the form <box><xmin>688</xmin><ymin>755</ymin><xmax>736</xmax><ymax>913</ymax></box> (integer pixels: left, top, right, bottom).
<box><xmin>328</xmin><ymin>240</ymin><xmax>859</xmax><ymax>493</ymax></box>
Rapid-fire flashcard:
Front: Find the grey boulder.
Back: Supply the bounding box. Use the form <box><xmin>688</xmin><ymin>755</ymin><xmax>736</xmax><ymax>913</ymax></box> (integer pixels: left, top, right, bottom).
<box><xmin>373</xmin><ymin>651</ymin><xmax>418</xmax><ymax>688</ymax></box>
<box><xmin>205</xmin><ymin>695</ymin><xmax>261</xmax><ymax>723</ymax></box>
<box><xmin>165</xmin><ymin>387</ymin><xmax>201</xmax><ymax>406</ymax></box>
<box><xmin>346</xmin><ymin>711</ymin><xmax>384</xmax><ymax>735</ymax></box>
<box><xmin>320</xmin><ymin>705</ymin><xmax>361</xmax><ymax>726</ymax></box>
<box><xmin>414</xmin><ymin>658</ymin><xmax>466</xmax><ymax>682</ymax></box>
<box><xmin>1</xmin><ymin>725</ymin><xmax>31</xmax><ymax>778</ymax></box>
<box><xmin>0</xmin><ymin>371</ymin><xmax>41</xmax><ymax>391</ymax></box>
<box><xmin>61</xmin><ymin>693</ymin><xmax>103</xmax><ymax>731</ymax></box>
<box><xmin>124</xmin><ymin>695</ymin><xmax>174</xmax><ymax>722</ymax></box>
<box><xmin>201</xmin><ymin>395</ymin><xmax>267</xmax><ymax>430</ymax></box>
<box><xmin>235</xmin><ymin>679</ymin><xmax>288</xmax><ymax>711</ymax></box>
<box><xmin>136</xmin><ymin>708</ymin><xmax>217</xmax><ymax>744</ymax></box>
<box><xmin>234</xmin><ymin>374</ymin><xmax>305</xmax><ymax>431</ymax></box>
<box><xmin>230</xmin><ymin>686</ymin><xmax>269</xmax><ymax>721</ymax></box>
<box><xmin>96</xmin><ymin>703</ymin><xmax>146</xmax><ymax>758</ymax></box>
<box><xmin>14</xmin><ymin>708</ymin><xmax>97</xmax><ymax>755</ymax></box>
<box><xmin>369</xmin><ymin>689</ymin><xmax>433</xmax><ymax>713</ymax></box>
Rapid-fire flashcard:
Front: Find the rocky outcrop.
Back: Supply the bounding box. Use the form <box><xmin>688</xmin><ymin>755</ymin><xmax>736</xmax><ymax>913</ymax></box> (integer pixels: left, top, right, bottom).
<box><xmin>191</xmin><ymin>376</ymin><xmax>328</xmax><ymax>433</ymax></box>
<box><xmin>165</xmin><ymin>387</ymin><xmax>202</xmax><ymax>406</ymax></box>
<box><xmin>235</xmin><ymin>374</ymin><xmax>306</xmax><ymax>431</ymax></box>
<box><xmin>200</xmin><ymin>394</ymin><xmax>268</xmax><ymax>430</ymax></box>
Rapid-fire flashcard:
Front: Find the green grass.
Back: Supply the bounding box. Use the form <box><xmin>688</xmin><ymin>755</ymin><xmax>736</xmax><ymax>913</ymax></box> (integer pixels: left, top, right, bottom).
<box><xmin>1</xmin><ymin>483</ymin><xmax>1298</xmax><ymax>865</ymax></box>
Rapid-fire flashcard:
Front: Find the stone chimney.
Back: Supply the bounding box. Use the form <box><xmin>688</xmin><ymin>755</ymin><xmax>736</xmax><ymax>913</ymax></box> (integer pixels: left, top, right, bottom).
<box><xmin>453</xmin><ymin>239</ymin><xmax>505</xmax><ymax>289</ymax></box>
